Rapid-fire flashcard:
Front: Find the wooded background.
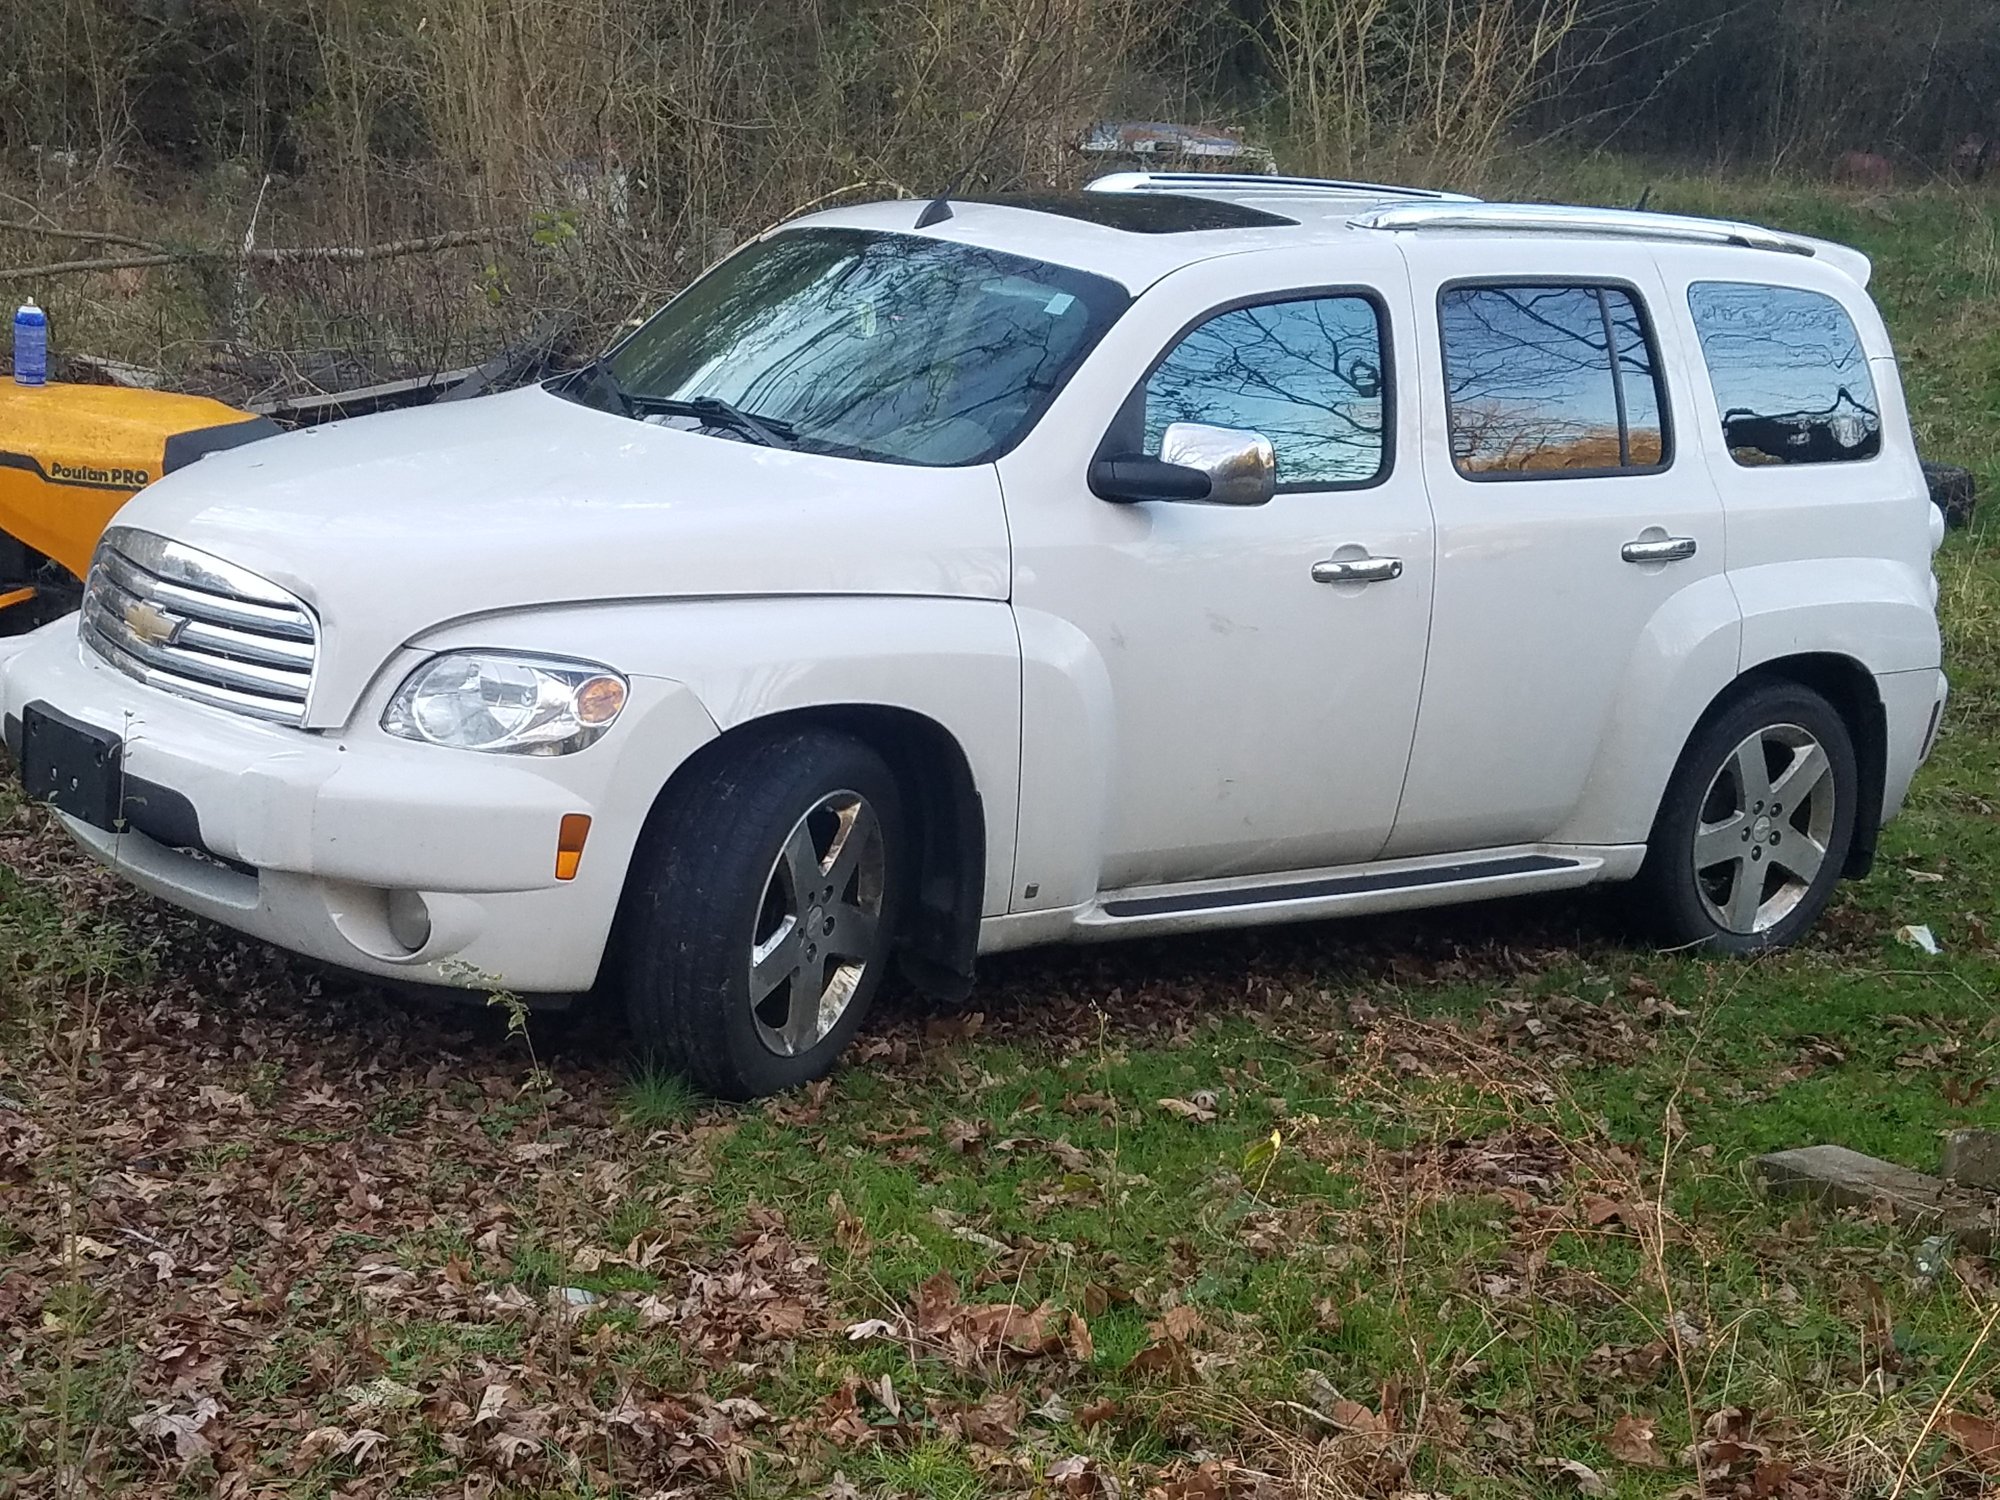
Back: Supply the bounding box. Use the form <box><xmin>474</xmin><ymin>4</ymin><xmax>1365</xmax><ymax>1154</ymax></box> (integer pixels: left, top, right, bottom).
<box><xmin>3</xmin><ymin>0</ymin><xmax>1995</xmax><ymax>393</ymax></box>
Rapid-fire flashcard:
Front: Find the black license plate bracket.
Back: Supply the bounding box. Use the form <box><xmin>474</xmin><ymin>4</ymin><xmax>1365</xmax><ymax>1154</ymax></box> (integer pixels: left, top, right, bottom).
<box><xmin>20</xmin><ymin>701</ymin><xmax>123</xmax><ymax>831</ymax></box>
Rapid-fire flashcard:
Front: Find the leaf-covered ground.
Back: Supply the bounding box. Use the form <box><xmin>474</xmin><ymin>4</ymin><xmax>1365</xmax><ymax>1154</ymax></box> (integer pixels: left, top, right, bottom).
<box><xmin>3</xmin><ymin>175</ymin><xmax>1999</xmax><ymax>1499</ymax></box>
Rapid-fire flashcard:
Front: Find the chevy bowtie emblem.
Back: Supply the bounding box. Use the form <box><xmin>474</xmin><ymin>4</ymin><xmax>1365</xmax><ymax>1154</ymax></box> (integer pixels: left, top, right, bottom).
<box><xmin>123</xmin><ymin>598</ymin><xmax>185</xmax><ymax>647</ymax></box>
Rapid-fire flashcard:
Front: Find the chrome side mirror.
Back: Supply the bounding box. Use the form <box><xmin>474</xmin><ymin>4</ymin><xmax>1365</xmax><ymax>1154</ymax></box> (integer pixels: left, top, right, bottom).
<box><xmin>1161</xmin><ymin>423</ymin><xmax>1277</xmax><ymax>506</ymax></box>
<box><xmin>1089</xmin><ymin>422</ymin><xmax>1277</xmax><ymax>506</ymax></box>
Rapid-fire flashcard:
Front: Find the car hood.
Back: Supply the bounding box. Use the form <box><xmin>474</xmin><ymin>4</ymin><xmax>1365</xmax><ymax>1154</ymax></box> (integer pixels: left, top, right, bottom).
<box><xmin>108</xmin><ymin>385</ymin><xmax>1011</xmax><ymax>726</ymax></box>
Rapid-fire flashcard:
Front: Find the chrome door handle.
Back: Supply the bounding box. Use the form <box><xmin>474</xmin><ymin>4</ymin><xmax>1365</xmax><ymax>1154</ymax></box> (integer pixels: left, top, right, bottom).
<box><xmin>1621</xmin><ymin>536</ymin><xmax>1698</xmax><ymax>564</ymax></box>
<box><xmin>1312</xmin><ymin>555</ymin><xmax>1403</xmax><ymax>585</ymax></box>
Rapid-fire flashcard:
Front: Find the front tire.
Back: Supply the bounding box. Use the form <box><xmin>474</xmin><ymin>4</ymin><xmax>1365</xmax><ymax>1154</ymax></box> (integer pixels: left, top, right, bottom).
<box><xmin>618</xmin><ymin>729</ymin><xmax>906</xmax><ymax>1099</ymax></box>
<box><xmin>1633</xmin><ymin>684</ymin><xmax>1858</xmax><ymax>954</ymax></box>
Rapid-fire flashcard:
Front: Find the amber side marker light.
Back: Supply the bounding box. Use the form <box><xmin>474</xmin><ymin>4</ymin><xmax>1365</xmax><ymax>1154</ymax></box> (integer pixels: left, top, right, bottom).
<box><xmin>556</xmin><ymin>813</ymin><xmax>592</xmax><ymax>881</ymax></box>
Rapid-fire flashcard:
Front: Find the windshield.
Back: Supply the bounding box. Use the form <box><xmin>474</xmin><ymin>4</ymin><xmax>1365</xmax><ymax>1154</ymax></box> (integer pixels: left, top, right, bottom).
<box><xmin>579</xmin><ymin>227</ymin><xmax>1129</xmax><ymax>466</ymax></box>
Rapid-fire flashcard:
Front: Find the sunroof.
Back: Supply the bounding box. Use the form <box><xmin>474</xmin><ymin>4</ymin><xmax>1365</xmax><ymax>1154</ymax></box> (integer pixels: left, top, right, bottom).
<box><xmin>973</xmin><ymin>192</ymin><xmax>1297</xmax><ymax>233</ymax></box>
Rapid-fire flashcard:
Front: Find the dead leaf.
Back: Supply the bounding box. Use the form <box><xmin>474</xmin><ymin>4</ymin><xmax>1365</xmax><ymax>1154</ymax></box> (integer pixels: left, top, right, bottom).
<box><xmin>958</xmin><ymin>1390</ymin><xmax>1024</xmax><ymax>1444</ymax></box>
<box><xmin>1066</xmin><ymin>1309</ymin><xmax>1095</xmax><ymax>1363</ymax></box>
<box><xmin>1154</xmin><ymin>1303</ymin><xmax>1204</xmax><ymax>1344</ymax></box>
<box><xmin>1048</xmin><ymin>1453</ymin><xmax>1121</xmax><ymax>1498</ymax></box>
<box><xmin>957</xmin><ymin>1298</ymin><xmax>1061</xmax><ymax>1356</ymax></box>
<box><xmin>829</xmin><ymin>1191</ymin><xmax>871</xmax><ymax>1255</ymax></box>
<box><xmin>1158</xmin><ymin>1096</ymin><xmax>1218</xmax><ymax>1124</ymax></box>
<box><xmin>1076</xmin><ymin>1397</ymin><xmax>1121</xmax><ymax>1429</ymax></box>
<box><xmin>1583</xmin><ymin>1195</ymin><xmax>1627</xmax><ymax>1226</ymax></box>
<box><xmin>1544</xmin><ymin>1456</ymin><xmax>1609</xmax><ymax>1496</ymax></box>
<box><xmin>1124</xmin><ymin>1338</ymin><xmax>1195</xmax><ymax>1380</ymax></box>
<box><xmin>1942</xmin><ymin>1410</ymin><xmax>2000</xmax><ymax>1471</ymax></box>
<box><xmin>474</xmin><ymin>1383</ymin><xmax>514</xmax><ymax>1425</ymax></box>
<box><xmin>1605</xmin><ymin>1413</ymin><xmax>1666</xmax><ymax>1467</ymax></box>
<box><xmin>942</xmin><ymin>1118</ymin><xmax>986</xmax><ymax>1153</ymax></box>
<box><xmin>1331</xmin><ymin>1399</ymin><xmax>1391</xmax><ymax>1437</ymax></box>
<box><xmin>129</xmin><ymin>1396</ymin><xmax>219</xmax><ymax>1462</ymax></box>
<box><xmin>914</xmin><ymin>1271</ymin><xmax>960</xmax><ymax>1335</ymax></box>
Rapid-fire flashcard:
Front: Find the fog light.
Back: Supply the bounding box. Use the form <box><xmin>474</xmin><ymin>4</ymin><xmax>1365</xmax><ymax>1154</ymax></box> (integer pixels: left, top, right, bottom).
<box><xmin>556</xmin><ymin>813</ymin><xmax>591</xmax><ymax>881</ymax></box>
<box><xmin>387</xmin><ymin>889</ymin><xmax>432</xmax><ymax>952</ymax></box>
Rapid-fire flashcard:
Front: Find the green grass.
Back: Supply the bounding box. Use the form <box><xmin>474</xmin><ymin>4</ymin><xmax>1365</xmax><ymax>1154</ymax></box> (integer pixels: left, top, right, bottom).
<box><xmin>2</xmin><ymin>167</ymin><xmax>1998</xmax><ymax>1497</ymax></box>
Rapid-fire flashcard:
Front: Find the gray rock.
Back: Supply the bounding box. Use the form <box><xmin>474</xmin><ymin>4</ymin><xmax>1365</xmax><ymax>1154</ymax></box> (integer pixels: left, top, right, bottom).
<box><xmin>1755</xmin><ymin>1144</ymin><xmax>1995</xmax><ymax>1253</ymax></box>
<box><xmin>1941</xmin><ymin>1128</ymin><xmax>2000</xmax><ymax>1193</ymax></box>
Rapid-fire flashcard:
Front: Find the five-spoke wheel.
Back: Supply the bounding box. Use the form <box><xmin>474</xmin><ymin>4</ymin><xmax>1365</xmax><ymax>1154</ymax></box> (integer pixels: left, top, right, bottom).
<box><xmin>618</xmin><ymin>729</ymin><xmax>904</xmax><ymax>1099</ymax></box>
<box><xmin>750</xmin><ymin>790</ymin><xmax>888</xmax><ymax>1057</ymax></box>
<box><xmin>1634</xmin><ymin>683</ymin><xmax>1857</xmax><ymax>953</ymax></box>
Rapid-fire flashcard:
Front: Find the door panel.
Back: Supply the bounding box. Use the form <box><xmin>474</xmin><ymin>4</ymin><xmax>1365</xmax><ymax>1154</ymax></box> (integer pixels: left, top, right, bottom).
<box><xmin>1000</xmin><ymin>247</ymin><xmax>1436</xmax><ymax>896</ymax></box>
<box><xmin>1384</xmin><ymin>244</ymin><xmax>1735</xmax><ymax>858</ymax></box>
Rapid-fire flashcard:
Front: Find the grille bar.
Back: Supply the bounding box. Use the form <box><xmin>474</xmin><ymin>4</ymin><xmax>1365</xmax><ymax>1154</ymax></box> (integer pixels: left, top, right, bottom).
<box><xmin>82</xmin><ymin>528</ymin><xmax>319</xmax><ymax>726</ymax></box>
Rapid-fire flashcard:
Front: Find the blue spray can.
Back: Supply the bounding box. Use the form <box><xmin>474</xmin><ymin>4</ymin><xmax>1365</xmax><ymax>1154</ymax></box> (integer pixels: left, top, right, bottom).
<box><xmin>13</xmin><ymin>299</ymin><xmax>48</xmax><ymax>385</ymax></box>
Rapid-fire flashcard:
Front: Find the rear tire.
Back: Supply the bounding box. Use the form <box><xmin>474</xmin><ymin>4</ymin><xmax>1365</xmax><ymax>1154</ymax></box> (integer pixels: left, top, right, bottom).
<box><xmin>617</xmin><ymin>728</ymin><xmax>906</xmax><ymax>1100</ymax></box>
<box><xmin>1631</xmin><ymin>684</ymin><xmax>1858</xmax><ymax>954</ymax></box>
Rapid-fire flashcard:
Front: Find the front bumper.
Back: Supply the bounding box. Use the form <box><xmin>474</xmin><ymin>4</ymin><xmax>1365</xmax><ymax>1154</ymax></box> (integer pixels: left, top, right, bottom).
<box><xmin>2</xmin><ymin>623</ymin><xmax>717</xmax><ymax>992</ymax></box>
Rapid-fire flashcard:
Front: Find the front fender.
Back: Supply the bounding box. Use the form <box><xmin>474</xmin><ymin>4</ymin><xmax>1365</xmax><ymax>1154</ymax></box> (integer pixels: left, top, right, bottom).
<box><xmin>410</xmin><ymin>595</ymin><xmax>1024</xmax><ymax>918</ymax></box>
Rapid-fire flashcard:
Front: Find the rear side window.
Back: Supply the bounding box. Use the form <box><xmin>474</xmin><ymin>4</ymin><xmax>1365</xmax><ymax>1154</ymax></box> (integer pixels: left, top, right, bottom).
<box><xmin>1142</xmin><ymin>295</ymin><xmax>1388</xmax><ymax>489</ymax></box>
<box><xmin>1440</xmin><ymin>284</ymin><xmax>1668</xmax><ymax>477</ymax></box>
<box><xmin>1687</xmin><ymin>282</ymin><xmax>1882</xmax><ymax>466</ymax></box>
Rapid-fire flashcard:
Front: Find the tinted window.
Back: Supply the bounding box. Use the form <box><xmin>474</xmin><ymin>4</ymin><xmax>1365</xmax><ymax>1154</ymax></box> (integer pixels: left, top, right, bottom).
<box><xmin>588</xmin><ymin>228</ymin><xmax>1129</xmax><ymax>466</ymax></box>
<box><xmin>1142</xmin><ymin>296</ymin><xmax>1388</xmax><ymax>488</ymax></box>
<box><xmin>1440</xmin><ymin>284</ymin><xmax>1668</xmax><ymax>476</ymax></box>
<box><xmin>1688</xmin><ymin>282</ymin><xmax>1882</xmax><ymax>466</ymax></box>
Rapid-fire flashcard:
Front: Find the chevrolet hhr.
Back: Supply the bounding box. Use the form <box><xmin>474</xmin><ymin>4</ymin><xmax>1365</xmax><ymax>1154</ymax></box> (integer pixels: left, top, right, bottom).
<box><xmin>0</xmin><ymin>175</ymin><xmax>1949</xmax><ymax>1097</ymax></box>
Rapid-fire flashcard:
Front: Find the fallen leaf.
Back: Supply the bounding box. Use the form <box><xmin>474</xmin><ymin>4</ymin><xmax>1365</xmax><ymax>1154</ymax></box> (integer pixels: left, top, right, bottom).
<box><xmin>1158</xmin><ymin>1096</ymin><xmax>1218</xmax><ymax>1124</ymax></box>
<box><xmin>474</xmin><ymin>1383</ymin><xmax>513</xmax><ymax>1425</ymax></box>
<box><xmin>1048</xmin><ymin>1452</ymin><xmax>1120</xmax><ymax>1498</ymax></box>
<box><xmin>1066</xmin><ymin>1309</ymin><xmax>1095</xmax><ymax>1363</ymax></box>
<box><xmin>1545</xmin><ymin>1456</ymin><xmax>1609</xmax><ymax>1496</ymax></box>
<box><xmin>1942</xmin><ymin>1410</ymin><xmax>2000</xmax><ymax>1471</ymax></box>
<box><xmin>1605</xmin><ymin>1413</ymin><xmax>1666</xmax><ymax>1467</ymax></box>
<box><xmin>1331</xmin><ymin>1399</ymin><xmax>1391</xmax><ymax>1437</ymax></box>
<box><xmin>1076</xmin><ymin>1397</ymin><xmax>1121</xmax><ymax>1429</ymax></box>
<box><xmin>1124</xmin><ymin>1338</ymin><xmax>1194</xmax><ymax>1380</ymax></box>
<box><xmin>914</xmin><ymin>1271</ymin><xmax>960</xmax><ymax>1335</ymax></box>
<box><xmin>958</xmin><ymin>1389</ymin><xmax>1024</xmax><ymax>1444</ymax></box>
<box><xmin>129</xmin><ymin>1396</ymin><xmax>219</xmax><ymax>1462</ymax></box>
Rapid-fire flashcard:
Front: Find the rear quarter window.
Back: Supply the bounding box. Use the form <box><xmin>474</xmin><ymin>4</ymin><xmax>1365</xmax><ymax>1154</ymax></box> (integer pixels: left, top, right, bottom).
<box><xmin>1687</xmin><ymin>282</ymin><xmax>1882</xmax><ymax>466</ymax></box>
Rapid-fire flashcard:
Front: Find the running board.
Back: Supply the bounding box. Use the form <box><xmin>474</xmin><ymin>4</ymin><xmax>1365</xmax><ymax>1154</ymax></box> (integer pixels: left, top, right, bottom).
<box><xmin>1048</xmin><ymin>846</ymin><xmax>1633</xmax><ymax>946</ymax></box>
<box><xmin>1101</xmin><ymin>852</ymin><xmax>1580</xmax><ymax>918</ymax></box>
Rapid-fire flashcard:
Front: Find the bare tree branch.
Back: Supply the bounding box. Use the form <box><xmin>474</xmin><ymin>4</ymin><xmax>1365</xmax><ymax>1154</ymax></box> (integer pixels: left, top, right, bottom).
<box><xmin>0</xmin><ymin>229</ymin><xmax>503</xmax><ymax>283</ymax></box>
<box><xmin>0</xmin><ymin>221</ymin><xmax>167</xmax><ymax>252</ymax></box>
<box><xmin>0</xmin><ymin>253</ymin><xmax>180</xmax><ymax>282</ymax></box>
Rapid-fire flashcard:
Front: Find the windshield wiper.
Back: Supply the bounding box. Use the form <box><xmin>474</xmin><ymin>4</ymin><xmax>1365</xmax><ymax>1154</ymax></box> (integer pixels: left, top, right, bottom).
<box><xmin>566</xmin><ymin>356</ymin><xmax>635</xmax><ymax>418</ymax></box>
<box><xmin>634</xmin><ymin>394</ymin><xmax>798</xmax><ymax>450</ymax></box>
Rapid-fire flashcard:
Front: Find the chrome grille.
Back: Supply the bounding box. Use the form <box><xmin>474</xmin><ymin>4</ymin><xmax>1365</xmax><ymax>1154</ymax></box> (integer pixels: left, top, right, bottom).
<box><xmin>81</xmin><ymin>527</ymin><xmax>318</xmax><ymax>725</ymax></box>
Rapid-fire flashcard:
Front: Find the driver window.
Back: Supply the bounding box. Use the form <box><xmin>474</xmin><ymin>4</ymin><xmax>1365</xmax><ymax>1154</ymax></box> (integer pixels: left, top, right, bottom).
<box><xmin>1142</xmin><ymin>295</ymin><xmax>1389</xmax><ymax>489</ymax></box>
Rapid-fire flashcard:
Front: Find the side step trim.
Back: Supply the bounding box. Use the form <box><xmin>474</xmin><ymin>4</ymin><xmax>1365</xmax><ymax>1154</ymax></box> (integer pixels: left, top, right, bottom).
<box><xmin>1100</xmin><ymin>853</ymin><xmax>1579</xmax><ymax>919</ymax></box>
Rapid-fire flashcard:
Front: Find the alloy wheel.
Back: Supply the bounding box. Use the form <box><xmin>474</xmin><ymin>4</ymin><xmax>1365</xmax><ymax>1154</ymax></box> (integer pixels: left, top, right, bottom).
<box><xmin>748</xmin><ymin>789</ymin><xmax>888</xmax><ymax>1056</ymax></box>
<box><xmin>1691</xmin><ymin>723</ymin><xmax>1837</xmax><ymax>934</ymax></box>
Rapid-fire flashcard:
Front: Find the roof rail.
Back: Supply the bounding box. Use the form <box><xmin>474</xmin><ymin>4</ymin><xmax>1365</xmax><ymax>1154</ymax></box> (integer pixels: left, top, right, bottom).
<box><xmin>1087</xmin><ymin>171</ymin><xmax>1480</xmax><ymax>203</ymax></box>
<box><xmin>1349</xmin><ymin>202</ymin><xmax>1818</xmax><ymax>257</ymax></box>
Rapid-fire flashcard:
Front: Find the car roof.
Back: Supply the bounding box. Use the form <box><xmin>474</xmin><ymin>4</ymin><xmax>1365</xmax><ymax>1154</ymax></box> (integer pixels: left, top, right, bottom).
<box><xmin>789</xmin><ymin>173</ymin><xmax>1873</xmax><ymax>294</ymax></box>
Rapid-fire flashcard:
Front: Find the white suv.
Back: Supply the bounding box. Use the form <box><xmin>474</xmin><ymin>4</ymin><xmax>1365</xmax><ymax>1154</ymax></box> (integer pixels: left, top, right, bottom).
<box><xmin>0</xmin><ymin>174</ymin><xmax>1948</xmax><ymax>1097</ymax></box>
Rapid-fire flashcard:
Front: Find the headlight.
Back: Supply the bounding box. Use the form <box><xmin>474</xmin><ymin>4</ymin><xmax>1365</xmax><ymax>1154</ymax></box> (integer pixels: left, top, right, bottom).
<box><xmin>382</xmin><ymin>653</ymin><xmax>628</xmax><ymax>755</ymax></box>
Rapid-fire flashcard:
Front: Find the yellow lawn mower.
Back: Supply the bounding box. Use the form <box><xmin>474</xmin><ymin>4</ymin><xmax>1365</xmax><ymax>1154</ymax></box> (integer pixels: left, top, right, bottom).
<box><xmin>0</xmin><ymin>381</ymin><xmax>276</xmax><ymax>630</ymax></box>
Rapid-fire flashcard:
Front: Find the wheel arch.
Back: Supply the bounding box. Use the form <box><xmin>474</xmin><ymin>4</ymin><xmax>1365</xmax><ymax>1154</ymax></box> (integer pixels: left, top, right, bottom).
<box><xmin>625</xmin><ymin>703</ymin><xmax>985</xmax><ymax>1001</ymax></box>
<box><xmin>1690</xmin><ymin>653</ymin><xmax>1887</xmax><ymax>878</ymax></box>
